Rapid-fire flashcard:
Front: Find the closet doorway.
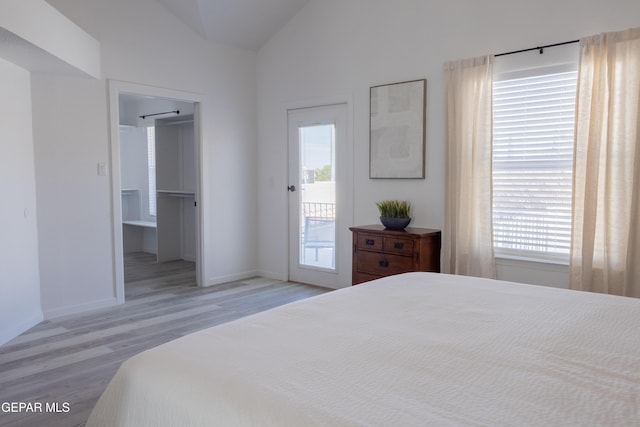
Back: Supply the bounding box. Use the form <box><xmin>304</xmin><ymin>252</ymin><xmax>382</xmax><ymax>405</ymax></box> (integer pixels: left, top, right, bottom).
<box><xmin>109</xmin><ymin>81</ymin><xmax>203</xmax><ymax>304</ymax></box>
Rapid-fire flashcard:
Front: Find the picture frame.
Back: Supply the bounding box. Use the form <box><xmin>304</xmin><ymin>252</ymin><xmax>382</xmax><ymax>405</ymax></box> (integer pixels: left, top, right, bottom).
<box><xmin>369</xmin><ymin>79</ymin><xmax>426</xmax><ymax>179</ymax></box>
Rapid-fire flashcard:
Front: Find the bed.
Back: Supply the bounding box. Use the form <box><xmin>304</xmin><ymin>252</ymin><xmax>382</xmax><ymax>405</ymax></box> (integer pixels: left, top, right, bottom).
<box><xmin>87</xmin><ymin>272</ymin><xmax>640</xmax><ymax>426</ymax></box>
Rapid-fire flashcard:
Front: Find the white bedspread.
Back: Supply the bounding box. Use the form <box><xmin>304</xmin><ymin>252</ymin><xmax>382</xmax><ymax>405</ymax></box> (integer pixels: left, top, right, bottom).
<box><xmin>87</xmin><ymin>273</ymin><xmax>640</xmax><ymax>426</ymax></box>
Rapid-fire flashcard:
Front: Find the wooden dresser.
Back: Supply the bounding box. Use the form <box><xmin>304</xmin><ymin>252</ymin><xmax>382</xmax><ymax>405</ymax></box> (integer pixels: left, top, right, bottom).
<box><xmin>349</xmin><ymin>225</ymin><xmax>441</xmax><ymax>285</ymax></box>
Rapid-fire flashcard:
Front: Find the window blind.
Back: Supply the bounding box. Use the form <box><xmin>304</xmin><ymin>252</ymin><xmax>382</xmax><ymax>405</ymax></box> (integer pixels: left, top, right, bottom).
<box><xmin>492</xmin><ymin>69</ymin><xmax>577</xmax><ymax>261</ymax></box>
<box><xmin>147</xmin><ymin>127</ymin><xmax>156</xmax><ymax>217</ymax></box>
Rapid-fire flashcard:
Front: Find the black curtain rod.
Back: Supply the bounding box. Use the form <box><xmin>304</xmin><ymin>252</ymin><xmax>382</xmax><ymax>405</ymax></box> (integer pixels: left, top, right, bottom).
<box><xmin>139</xmin><ymin>110</ymin><xmax>179</xmax><ymax>119</ymax></box>
<box><xmin>495</xmin><ymin>39</ymin><xmax>579</xmax><ymax>57</ymax></box>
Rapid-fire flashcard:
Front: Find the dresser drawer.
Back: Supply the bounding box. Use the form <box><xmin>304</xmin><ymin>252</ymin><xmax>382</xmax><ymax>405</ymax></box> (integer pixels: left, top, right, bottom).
<box><xmin>352</xmin><ymin>272</ymin><xmax>382</xmax><ymax>285</ymax></box>
<box><xmin>357</xmin><ymin>233</ymin><xmax>383</xmax><ymax>251</ymax></box>
<box><xmin>382</xmin><ymin>237</ymin><xmax>414</xmax><ymax>256</ymax></box>
<box><xmin>356</xmin><ymin>251</ymin><xmax>414</xmax><ymax>276</ymax></box>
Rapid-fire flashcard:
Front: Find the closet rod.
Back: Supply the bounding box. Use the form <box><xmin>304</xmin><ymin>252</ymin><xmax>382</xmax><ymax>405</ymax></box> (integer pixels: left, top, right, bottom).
<box><xmin>139</xmin><ymin>110</ymin><xmax>179</xmax><ymax>119</ymax></box>
<box><xmin>495</xmin><ymin>39</ymin><xmax>579</xmax><ymax>57</ymax></box>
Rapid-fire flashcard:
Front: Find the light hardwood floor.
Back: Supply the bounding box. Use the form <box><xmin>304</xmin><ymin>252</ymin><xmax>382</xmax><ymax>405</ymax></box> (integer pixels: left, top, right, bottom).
<box><xmin>0</xmin><ymin>253</ymin><xmax>329</xmax><ymax>427</ymax></box>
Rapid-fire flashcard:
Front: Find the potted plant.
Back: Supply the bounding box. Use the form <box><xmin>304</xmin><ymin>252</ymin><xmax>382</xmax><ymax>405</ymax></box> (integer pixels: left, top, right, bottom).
<box><xmin>376</xmin><ymin>200</ymin><xmax>412</xmax><ymax>230</ymax></box>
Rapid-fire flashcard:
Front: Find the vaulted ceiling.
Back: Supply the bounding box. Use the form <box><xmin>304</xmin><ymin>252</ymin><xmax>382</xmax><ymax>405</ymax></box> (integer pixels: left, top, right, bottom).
<box><xmin>155</xmin><ymin>0</ymin><xmax>311</xmax><ymax>51</ymax></box>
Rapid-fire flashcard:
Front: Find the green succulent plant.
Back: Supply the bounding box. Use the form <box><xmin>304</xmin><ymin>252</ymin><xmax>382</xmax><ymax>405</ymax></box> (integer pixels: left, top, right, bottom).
<box><xmin>376</xmin><ymin>200</ymin><xmax>411</xmax><ymax>218</ymax></box>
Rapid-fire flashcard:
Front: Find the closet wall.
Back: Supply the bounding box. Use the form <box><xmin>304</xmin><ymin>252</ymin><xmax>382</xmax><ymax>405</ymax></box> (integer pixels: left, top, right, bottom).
<box><xmin>155</xmin><ymin>116</ymin><xmax>197</xmax><ymax>262</ymax></box>
<box><xmin>120</xmin><ymin>125</ymin><xmax>157</xmax><ymax>254</ymax></box>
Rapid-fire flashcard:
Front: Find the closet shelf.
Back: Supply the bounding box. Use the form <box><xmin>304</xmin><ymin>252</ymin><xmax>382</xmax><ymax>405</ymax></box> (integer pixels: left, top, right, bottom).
<box><xmin>123</xmin><ymin>220</ymin><xmax>157</xmax><ymax>229</ymax></box>
<box><xmin>157</xmin><ymin>190</ymin><xmax>195</xmax><ymax>198</ymax></box>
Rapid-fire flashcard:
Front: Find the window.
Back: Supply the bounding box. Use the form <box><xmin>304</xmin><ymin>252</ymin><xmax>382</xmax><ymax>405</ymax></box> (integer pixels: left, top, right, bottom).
<box><xmin>492</xmin><ymin>64</ymin><xmax>577</xmax><ymax>262</ymax></box>
<box><xmin>147</xmin><ymin>126</ymin><xmax>156</xmax><ymax>217</ymax></box>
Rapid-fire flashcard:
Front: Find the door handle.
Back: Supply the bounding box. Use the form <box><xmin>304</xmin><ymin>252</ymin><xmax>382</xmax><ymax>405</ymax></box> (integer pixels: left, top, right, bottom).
<box><xmin>287</xmin><ymin>185</ymin><xmax>296</xmax><ymax>192</ymax></box>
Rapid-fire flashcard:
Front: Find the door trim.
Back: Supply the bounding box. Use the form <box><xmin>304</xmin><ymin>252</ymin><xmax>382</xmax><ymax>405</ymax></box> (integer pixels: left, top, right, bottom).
<box><xmin>284</xmin><ymin>96</ymin><xmax>354</xmax><ymax>288</ymax></box>
<box><xmin>107</xmin><ymin>80</ymin><xmax>204</xmax><ymax>304</ymax></box>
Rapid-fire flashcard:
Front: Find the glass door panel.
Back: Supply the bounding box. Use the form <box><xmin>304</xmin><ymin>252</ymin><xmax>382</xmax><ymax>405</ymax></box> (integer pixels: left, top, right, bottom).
<box><xmin>298</xmin><ymin>124</ymin><xmax>336</xmax><ymax>270</ymax></box>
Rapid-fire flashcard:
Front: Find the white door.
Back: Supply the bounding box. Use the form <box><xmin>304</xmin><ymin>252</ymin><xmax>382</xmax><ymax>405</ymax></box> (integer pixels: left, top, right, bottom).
<box><xmin>288</xmin><ymin>104</ymin><xmax>351</xmax><ymax>288</ymax></box>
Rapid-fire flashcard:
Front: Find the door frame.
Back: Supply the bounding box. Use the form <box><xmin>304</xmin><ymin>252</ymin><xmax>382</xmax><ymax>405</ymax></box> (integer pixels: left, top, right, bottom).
<box><xmin>108</xmin><ymin>80</ymin><xmax>204</xmax><ymax>304</ymax></box>
<box><xmin>284</xmin><ymin>96</ymin><xmax>354</xmax><ymax>288</ymax></box>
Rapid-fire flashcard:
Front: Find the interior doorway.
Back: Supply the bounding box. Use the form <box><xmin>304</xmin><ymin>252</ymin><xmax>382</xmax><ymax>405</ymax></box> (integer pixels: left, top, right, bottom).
<box><xmin>109</xmin><ymin>81</ymin><xmax>203</xmax><ymax>304</ymax></box>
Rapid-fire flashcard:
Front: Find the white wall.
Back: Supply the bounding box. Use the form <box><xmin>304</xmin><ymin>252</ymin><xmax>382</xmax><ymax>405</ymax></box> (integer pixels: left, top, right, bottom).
<box><xmin>0</xmin><ymin>58</ymin><xmax>43</xmax><ymax>345</ymax></box>
<box><xmin>31</xmin><ymin>73</ymin><xmax>116</xmax><ymax>317</ymax></box>
<box><xmin>32</xmin><ymin>0</ymin><xmax>258</xmax><ymax>318</ymax></box>
<box><xmin>256</xmin><ymin>0</ymin><xmax>640</xmax><ymax>287</ymax></box>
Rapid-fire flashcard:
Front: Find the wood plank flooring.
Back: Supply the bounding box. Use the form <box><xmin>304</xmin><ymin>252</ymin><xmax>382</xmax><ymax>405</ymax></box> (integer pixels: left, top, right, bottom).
<box><xmin>0</xmin><ymin>253</ymin><xmax>329</xmax><ymax>427</ymax></box>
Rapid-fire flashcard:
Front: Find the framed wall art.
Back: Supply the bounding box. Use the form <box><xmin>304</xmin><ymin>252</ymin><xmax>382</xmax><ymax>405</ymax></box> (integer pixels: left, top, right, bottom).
<box><xmin>369</xmin><ymin>79</ymin><xmax>426</xmax><ymax>179</ymax></box>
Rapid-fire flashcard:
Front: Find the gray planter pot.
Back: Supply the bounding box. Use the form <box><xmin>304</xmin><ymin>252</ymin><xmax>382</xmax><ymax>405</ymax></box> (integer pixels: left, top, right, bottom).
<box><xmin>380</xmin><ymin>217</ymin><xmax>411</xmax><ymax>230</ymax></box>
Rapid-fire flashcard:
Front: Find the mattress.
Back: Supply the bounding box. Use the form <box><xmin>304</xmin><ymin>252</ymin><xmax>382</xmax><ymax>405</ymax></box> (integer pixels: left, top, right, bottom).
<box><xmin>87</xmin><ymin>272</ymin><xmax>640</xmax><ymax>426</ymax></box>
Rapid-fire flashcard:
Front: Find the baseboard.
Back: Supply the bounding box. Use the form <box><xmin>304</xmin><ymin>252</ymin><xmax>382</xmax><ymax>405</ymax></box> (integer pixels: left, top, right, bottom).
<box><xmin>43</xmin><ymin>297</ymin><xmax>119</xmax><ymax>320</ymax></box>
<box><xmin>205</xmin><ymin>270</ymin><xmax>260</xmax><ymax>287</ymax></box>
<box><xmin>0</xmin><ymin>310</ymin><xmax>44</xmax><ymax>347</ymax></box>
<box><xmin>256</xmin><ymin>269</ymin><xmax>287</xmax><ymax>282</ymax></box>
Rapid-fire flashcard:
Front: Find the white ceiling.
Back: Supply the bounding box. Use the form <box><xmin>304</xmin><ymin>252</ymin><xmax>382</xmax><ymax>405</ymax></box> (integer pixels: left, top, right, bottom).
<box><xmin>155</xmin><ymin>0</ymin><xmax>311</xmax><ymax>51</ymax></box>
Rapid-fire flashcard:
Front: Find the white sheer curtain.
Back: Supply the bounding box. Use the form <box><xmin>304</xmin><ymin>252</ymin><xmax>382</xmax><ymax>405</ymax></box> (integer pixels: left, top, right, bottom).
<box><xmin>443</xmin><ymin>56</ymin><xmax>496</xmax><ymax>278</ymax></box>
<box><xmin>570</xmin><ymin>28</ymin><xmax>640</xmax><ymax>297</ymax></box>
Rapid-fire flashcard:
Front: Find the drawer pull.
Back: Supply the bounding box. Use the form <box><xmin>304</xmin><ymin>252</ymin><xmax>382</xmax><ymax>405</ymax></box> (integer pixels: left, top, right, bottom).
<box><xmin>379</xmin><ymin>260</ymin><xmax>389</xmax><ymax>268</ymax></box>
<box><xmin>394</xmin><ymin>242</ymin><xmax>404</xmax><ymax>249</ymax></box>
<box><xmin>365</xmin><ymin>239</ymin><xmax>375</xmax><ymax>246</ymax></box>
